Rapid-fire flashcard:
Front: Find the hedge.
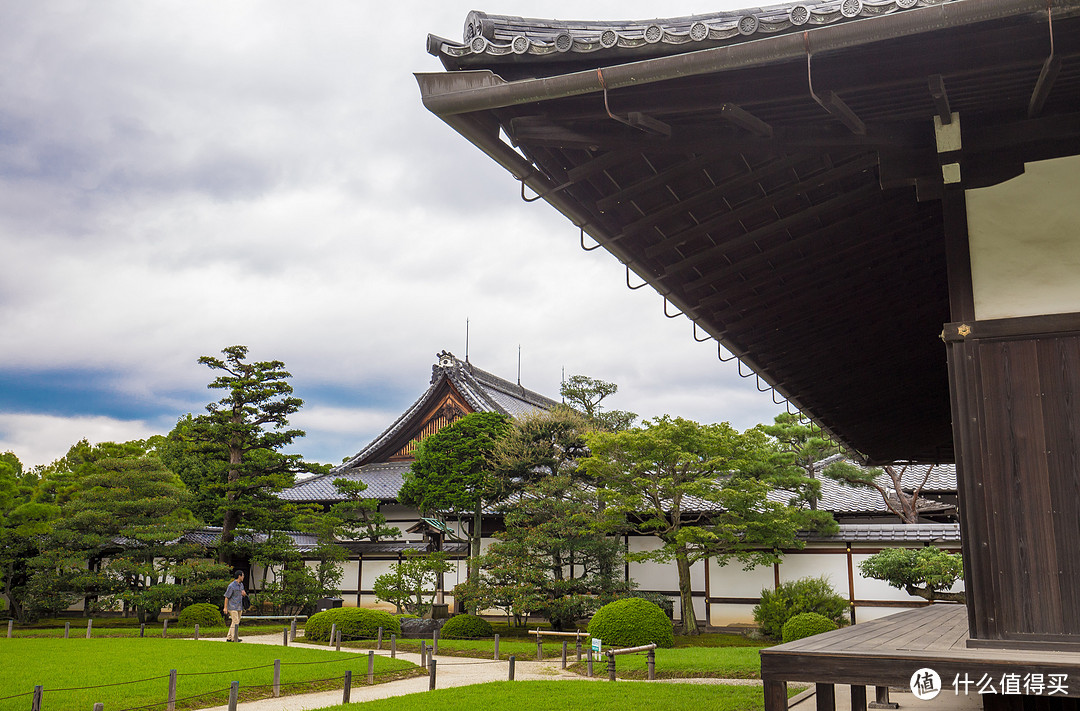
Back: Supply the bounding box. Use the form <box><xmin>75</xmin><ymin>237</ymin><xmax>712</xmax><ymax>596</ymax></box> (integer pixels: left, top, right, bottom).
<box><xmin>304</xmin><ymin>607</ymin><xmax>401</xmax><ymax>642</ymax></box>
<box><xmin>587</xmin><ymin>598</ymin><xmax>674</xmax><ymax>649</ymax></box>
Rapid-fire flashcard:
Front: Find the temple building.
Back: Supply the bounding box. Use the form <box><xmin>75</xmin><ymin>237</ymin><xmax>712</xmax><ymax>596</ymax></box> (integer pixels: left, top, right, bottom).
<box><xmin>418</xmin><ymin>0</ymin><xmax>1080</xmax><ymax>707</ymax></box>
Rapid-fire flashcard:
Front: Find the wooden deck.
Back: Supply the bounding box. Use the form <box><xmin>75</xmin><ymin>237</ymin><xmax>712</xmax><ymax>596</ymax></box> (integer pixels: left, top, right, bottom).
<box><xmin>761</xmin><ymin>605</ymin><xmax>1080</xmax><ymax>710</ymax></box>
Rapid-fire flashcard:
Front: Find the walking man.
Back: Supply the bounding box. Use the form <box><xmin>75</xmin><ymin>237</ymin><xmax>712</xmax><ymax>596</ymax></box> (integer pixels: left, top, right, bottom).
<box><xmin>224</xmin><ymin>570</ymin><xmax>247</xmax><ymax>642</ymax></box>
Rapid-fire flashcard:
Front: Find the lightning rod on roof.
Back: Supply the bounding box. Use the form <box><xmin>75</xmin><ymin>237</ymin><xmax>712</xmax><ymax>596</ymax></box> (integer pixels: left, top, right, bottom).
<box><xmin>517</xmin><ymin>344</ymin><xmax>522</xmax><ymax>387</ymax></box>
<box><xmin>465</xmin><ymin>318</ymin><xmax>470</xmax><ymax>364</ymax></box>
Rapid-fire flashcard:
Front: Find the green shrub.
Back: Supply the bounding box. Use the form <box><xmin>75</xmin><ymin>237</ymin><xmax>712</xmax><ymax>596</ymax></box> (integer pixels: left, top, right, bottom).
<box><xmin>177</xmin><ymin>603</ymin><xmax>224</xmax><ymax>628</ymax></box>
<box><xmin>440</xmin><ymin>613</ymin><xmax>493</xmax><ymax>639</ymax></box>
<box><xmin>782</xmin><ymin>612</ymin><xmax>839</xmax><ymax>643</ymax></box>
<box><xmin>753</xmin><ymin>576</ymin><xmax>847</xmax><ymax>639</ymax></box>
<box><xmin>304</xmin><ymin>607</ymin><xmax>401</xmax><ymax>642</ymax></box>
<box><xmin>587</xmin><ymin>598</ymin><xmax>674</xmax><ymax>649</ymax></box>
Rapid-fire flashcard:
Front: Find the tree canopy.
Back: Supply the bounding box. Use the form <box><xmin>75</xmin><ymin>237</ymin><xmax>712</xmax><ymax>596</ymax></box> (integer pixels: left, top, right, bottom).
<box><xmin>559</xmin><ymin>375</ymin><xmax>636</xmax><ymax>432</ymax></box>
<box><xmin>859</xmin><ymin>547</ymin><xmax>965</xmax><ymax>603</ymax></box>
<box><xmin>584</xmin><ymin>416</ymin><xmax>837</xmax><ymax>634</ymax></box>
<box><xmin>759</xmin><ymin>412</ymin><xmax>840</xmax><ymax>510</ymax></box>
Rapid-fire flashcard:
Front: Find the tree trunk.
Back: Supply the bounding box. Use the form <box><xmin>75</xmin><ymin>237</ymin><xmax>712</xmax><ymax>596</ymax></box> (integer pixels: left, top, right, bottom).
<box><xmin>467</xmin><ymin>504</ymin><xmax>482</xmax><ymax>614</ymax></box>
<box><xmin>675</xmin><ymin>547</ymin><xmax>699</xmax><ymax>635</ymax></box>
<box><xmin>218</xmin><ymin>443</ymin><xmax>243</xmax><ymax>564</ymax></box>
<box><xmin>906</xmin><ymin>585</ymin><xmax>966</xmax><ymax>604</ymax></box>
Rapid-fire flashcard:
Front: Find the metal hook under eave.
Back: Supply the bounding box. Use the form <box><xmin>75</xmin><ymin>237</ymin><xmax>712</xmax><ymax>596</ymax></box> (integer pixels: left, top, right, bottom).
<box><xmin>520</xmin><ymin>177</ymin><xmax>574</xmax><ymax>203</ymax></box>
<box><xmin>580</xmin><ymin>226</ymin><xmax>602</xmax><ymax>251</ymax></box>
<box><xmin>693</xmin><ymin>322</ymin><xmax>711</xmax><ymax>342</ymax></box>
<box><xmin>663</xmin><ymin>297</ymin><xmax>683</xmax><ymax>319</ymax></box>
<box><xmin>718</xmin><ymin>343</ymin><xmax>737</xmax><ymax>362</ymax></box>
<box><xmin>772</xmin><ymin>388</ymin><xmax>787</xmax><ymax>405</ymax></box>
<box><xmin>738</xmin><ymin>360</ymin><xmax>755</xmax><ymax>378</ymax></box>
<box><xmin>626</xmin><ymin>265</ymin><xmax>648</xmax><ymax>290</ymax></box>
<box><xmin>756</xmin><ymin>374</ymin><xmax>771</xmax><ymax>393</ymax></box>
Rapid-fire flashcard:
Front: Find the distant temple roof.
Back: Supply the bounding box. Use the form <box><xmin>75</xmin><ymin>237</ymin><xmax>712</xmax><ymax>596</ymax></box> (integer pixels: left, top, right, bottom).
<box><xmin>280</xmin><ymin>350</ymin><xmax>559</xmax><ymax>505</ymax></box>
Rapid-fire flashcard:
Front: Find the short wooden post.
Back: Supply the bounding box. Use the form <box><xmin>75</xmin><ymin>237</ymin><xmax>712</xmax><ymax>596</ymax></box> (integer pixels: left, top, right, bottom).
<box><xmin>7</xmin><ymin>619</ymin><xmax>12</xmax><ymax>638</ymax></box>
<box><xmin>432</xmin><ymin>629</ymin><xmax>439</xmax><ymax>656</ymax></box>
<box><xmin>290</xmin><ymin>618</ymin><xmax>297</xmax><ymax>642</ymax></box>
<box><xmin>536</xmin><ymin>636</ymin><xmax>542</xmax><ymax>661</ymax></box>
<box><xmin>851</xmin><ymin>684</ymin><xmax>868</xmax><ymax>711</ymax></box>
<box><xmin>561</xmin><ymin>640</ymin><xmax>568</xmax><ymax>669</ymax></box>
<box><xmin>870</xmin><ymin>685</ymin><xmax>899</xmax><ymax>709</ymax></box>
<box><xmin>764</xmin><ymin>679</ymin><xmax>789</xmax><ymax>711</ymax></box>
<box><xmin>420</xmin><ymin>640</ymin><xmax>427</xmax><ymax>668</ymax></box>
<box><xmin>575</xmin><ymin>637</ymin><xmax>581</xmax><ymax>661</ymax></box>
<box><xmin>335</xmin><ymin>629</ymin><xmax>341</xmax><ymax>652</ymax></box>
<box><xmin>86</xmin><ymin>619</ymin><xmax>93</xmax><ymax>638</ymax></box>
<box><xmin>391</xmin><ymin>634</ymin><xmax>397</xmax><ymax>658</ymax></box>
<box><xmin>587</xmin><ymin>649</ymin><xmax>593</xmax><ymax>677</ymax></box>
<box><xmin>162</xmin><ymin>619</ymin><xmax>169</xmax><ymax>638</ymax></box>
<box><xmin>494</xmin><ymin>633</ymin><xmax>500</xmax><ymax>660</ymax></box>
<box><xmin>194</xmin><ymin>624</ymin><xmax>199</xmax><ymax>641</ymax></box>
<box><xmin>94</xmin><ymin>703</ymin><xmax>103</xmax><ymax>711</ymax></box>
<box><xmin>647</xmin><ymin>649</ymin><xmax>655</xmax><ymax>680</ymax></box>
<box><xmin>508</xmin><ymin>654</ymin><xmax>516</xmax><ymax>681</ymax></box>
<box><xmin>282</xmin><ymin>628</ymin><xmax>288</xmax><ymax>646</ymax></box>
<box><xmin>816</xmin><ymin>683</ymin><xmax>836</xmax><ymax>711</ymax></box>
<box><xmin>607</xmin><ymin>651</ymin><xmax>616</xmax><ymax>681</ymax></box>
<box><xmin>428</xmin><ymin>659</ymin><xmax>436</xmax><ymax>690</ymax></box>
<box><xmin>139</xmin><ymin>623</ymin><xmax>144</xmax><ymax>638</ymax></box>
<box><xmin>167</xmin><ymin>669</ymin><xmax>177</xmax><ymax>711</ymax></box>
<box><xmin>227</xmin><ymin>680</ymin><xmax>239</xmax><ymax>711</ymax></box>
<box><xmin>329</xmin><ymin>623</ymin><xmax>337</xmax><ymax>647</ymax></box>
<box><xmin>273</xmin><ymin>660</ymin><xmax>281</xmax><ymax>698</ymax></box>
<box><xmin>31</xmin><ymin>685</ymin><xmax>42</xmax><ymax>711</ymax></box>
<box><xmin>377</xmin><ymin>626</ymin><xmax>383</xmax><ymax>650</ymax></box>
<box><xmin>343</xmin><ymin>670</ymin><xmax>352</xmax><ymax>703</ymax></box>
<box><xmin>65</xmin><ymin>621</ymin><xmax>70</xmax><ymax>638</ymax></box>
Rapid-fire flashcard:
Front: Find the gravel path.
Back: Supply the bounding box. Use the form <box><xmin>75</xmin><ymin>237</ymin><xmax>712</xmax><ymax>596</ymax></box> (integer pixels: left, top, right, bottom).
<box><xmin>197</xmin><ymin>634</ymin><xmax>766</xmax><ymax>711</ymax></box>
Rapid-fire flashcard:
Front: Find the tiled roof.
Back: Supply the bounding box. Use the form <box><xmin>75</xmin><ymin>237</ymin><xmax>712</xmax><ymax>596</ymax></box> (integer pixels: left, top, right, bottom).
<box><xmin>335</xmin><ymin>350</ymin><xmax>558</xmax><ymax>471</ymax></box>
<box><xmin>799</xmin><ymin>522</ymin><xmax>961</xmax><ymax>543</ymax></box>
<box><xmin>180</xmin><ymin>527</ymin><xmax>322</xmax><ymax>552</ymax></box>
<box><xmin>337</xmin><ymin>540</ymin><xmax>470</xmax><ymax>556</ymax></box>
<box><xmin>431</xmin><ymin>1</ymin><xmax>953</xmax><ymax>68</ymax></box>
<box><xmin>279</xmin><ymin>461</ymin><xmax>411</xmax><ymax>503</ymax></box>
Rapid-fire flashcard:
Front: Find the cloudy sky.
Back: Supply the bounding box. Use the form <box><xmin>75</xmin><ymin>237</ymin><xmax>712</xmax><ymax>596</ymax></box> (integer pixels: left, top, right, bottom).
<box><xmin>0</xmin><ymin>0</ymin><xmax>782</xmax><ymax>469</ymax></box>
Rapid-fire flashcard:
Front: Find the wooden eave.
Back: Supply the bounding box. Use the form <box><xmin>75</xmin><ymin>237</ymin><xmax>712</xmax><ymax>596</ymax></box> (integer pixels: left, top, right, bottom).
<box><xmin>418</xmin><ymin>0</ymin><xmax>1080</xmax><ymax>464</ymax></box>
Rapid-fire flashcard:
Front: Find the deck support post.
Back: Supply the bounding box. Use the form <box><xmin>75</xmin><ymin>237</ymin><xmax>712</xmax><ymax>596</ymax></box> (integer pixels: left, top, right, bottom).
<box><xmin>764</xmin><ymin>679</ymin><xmax>788</xmax><ymax>711</ymax></box>
<box><xmin>851</xmin><ymin>684</ymin><xmax>867</xmax><ymax>711</ymax></box>
<box><xmin>869</xmin><ymin>686</ymin><xmax>898</xmax><ymax>709</ymax></box>
<box><xmin>816</xmin><ymin>683</ymin><xmax>836</xmax><ymax>711</ymax></box>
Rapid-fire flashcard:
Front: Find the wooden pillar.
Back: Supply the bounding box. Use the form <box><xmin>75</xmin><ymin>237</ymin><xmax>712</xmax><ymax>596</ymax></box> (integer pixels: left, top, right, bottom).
<box><xmin>816</xmin><ymin>683</ymin><xmax>836</xmax><ymax>711</ymax></box>
<box><xmin>763</xmin><ymin>679</ymin><xmax>788</xmax><ymax>711</ymax></box>
<box><xmin>850</xmin><ymin>684</ymin><xmax>866</xmax><ymax>711</ymax></box>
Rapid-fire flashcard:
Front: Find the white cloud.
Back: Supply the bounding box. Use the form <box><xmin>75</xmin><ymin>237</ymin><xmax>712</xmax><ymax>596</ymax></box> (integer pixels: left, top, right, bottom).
<box><xmin>0</xmin><ymin>413</ymin><xmax>167</xmax><ymax>469</ymax></box>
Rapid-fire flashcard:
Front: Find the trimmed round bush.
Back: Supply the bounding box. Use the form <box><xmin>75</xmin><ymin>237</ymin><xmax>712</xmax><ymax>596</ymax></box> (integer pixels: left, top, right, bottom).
<box><xmin>178</xmin><ymin>603</ymin><xmax>224</xmax><ymax>628</ymax></box>
<box><xmin>782</xmin><ymin>612</ymin><xmax>839</xmax><ymax>643</ymax></box>
<box><xmin>440</xmin><ymin>614</ymin><xmax>492</xmax><ymax>639</ymax></box>
<box><xmin>587</xmin><ymin>598</ymin><xmax>674</xmax><ymax>649</ymax></box>
<box><xmin>753</xmin><ymin>576</ymin><xmax>847</xmax><ymax>639</ymax></box>
<box><xmin>304</xmin><ymin>607</ymin><xmax>401</xmax><ymax>642</ymax></box>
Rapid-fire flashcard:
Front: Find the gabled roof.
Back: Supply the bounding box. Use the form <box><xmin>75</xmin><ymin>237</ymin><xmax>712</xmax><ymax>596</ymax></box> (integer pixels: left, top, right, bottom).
<box><xmin>799</xmin><ymin>522</ymin><xmax>961</xmax><ymax>543</ymax></box>
<box><xmin>338</xmin><ymin>350</ymin><xmax>558</xmax><ymax>469</ymax></box>
<box><xmin>280</xmin><ymin>351</ymin><xmax>559</xmax><ymax>505</ymax></box>
<box><xmin>418</xmin><ymin>1</ymin><xmax>1080</xmax><ymax>464</ymax></box>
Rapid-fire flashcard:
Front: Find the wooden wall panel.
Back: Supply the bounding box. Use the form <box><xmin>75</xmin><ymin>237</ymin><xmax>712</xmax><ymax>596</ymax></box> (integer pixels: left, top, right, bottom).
<box><xmin>950</xmin><ymin>323</ymin><xmax>1080</xmax><ymax>647</ymax></box>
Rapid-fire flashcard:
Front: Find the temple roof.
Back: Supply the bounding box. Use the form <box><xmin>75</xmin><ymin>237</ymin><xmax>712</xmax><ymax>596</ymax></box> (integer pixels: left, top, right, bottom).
<box><xmin>418</xmin><ymin>0</ymin><xmax>1080</xmax><ymax>464</ymax></box>
<box><xmin>280</xmin><ymin>350</ymin><xmax>559</xmax><ymax>504</ymax></box>
<box><xmin>431</xmin><ymin>1</ymin><xmax>951</xmax><ymax>73</ymax></box>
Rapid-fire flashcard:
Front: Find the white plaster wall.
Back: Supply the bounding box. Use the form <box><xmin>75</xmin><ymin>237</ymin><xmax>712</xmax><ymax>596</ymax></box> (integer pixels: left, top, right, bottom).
<box><xmin>626</xmin><ymin>536</ymin><xmax>705</xmax><ymax>593</ymax></box>
<box><xmin>709</xmin><ymin>602</ymin><xmax>757</xmax><ymax>626</ymax></box>
<box><xmin>778</xmin><ymin>552</ymin><xmax>849</xmax><ymax>597</ymax></box>
<box><xmin>850</xmin><ymin>554</ymin><xmax>913</xmax><ymax>602</ymax></box>
<box><xmin>709</xmin><ymin>561</ymin><xmax>774</xmax><ymax>598</ymax></box>
<box><xmin>966</xmin><ymin>154</ymin><xmax>1080</xmax><ymax>320</ymax></box>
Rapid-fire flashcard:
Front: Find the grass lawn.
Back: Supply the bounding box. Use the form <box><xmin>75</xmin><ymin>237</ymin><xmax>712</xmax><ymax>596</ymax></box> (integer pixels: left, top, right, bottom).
<box><xmin>8</xmin><ymin>617</ymin><xmax>289</xmax><ymax>639</ymax></box>
<box><xmin>338</xmin><ymin>636</ymin><xmax>568</xmax><ymax>660</ymax></box>
<box><xmin>568</xmin><ymin>646</ymin><xmax>764</xmax><ymax>679</ymax></box>
<box><xmin>0</xmin><ymin>638</ymin><xmax>423</xmax><ymax>711</ymax></box>
<box><xmin>324</xmin><ymin>680</ymin><xmax>797</xmax><ymax>711</ymax></box>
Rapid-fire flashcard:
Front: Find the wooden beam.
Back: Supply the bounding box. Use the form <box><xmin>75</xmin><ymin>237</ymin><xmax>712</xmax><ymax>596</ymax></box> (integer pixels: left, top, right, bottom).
<box><xmin>720</xmin><ymin>103</ymin><xmax>773</xmax><ymax>138</ymax></box>
<box><xmin>645</xmin><ymin>154</ymin><xmax>879</xmax><ymax>260</ymax></box>
<box><xmin>814</xmin><ymin>91</ymin><xmax>867</xmax><ymax>135</ymax></box>
<box><xmin>928</xmin><ymin>75</ymin><xmax>951</xmax><ymax>125</ymax></box>
<box><xmin>595</xmin><ymin>150</ymin><xmax>742</xmax><ymax>213</ymax></box>
<box><xmin>660</xmin><ymin>182</ymin><xmax>881</xmax><ymax>278</ymax></box>
<box><xmin>612</xmin><ymin>154</ymin><xmax>808</xmax><ymax>241</ymax></box>
<box><xmin>1027</xmin><ymin>55</ymin><xmax>1062</xmax><ymax>118</ymax></box>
